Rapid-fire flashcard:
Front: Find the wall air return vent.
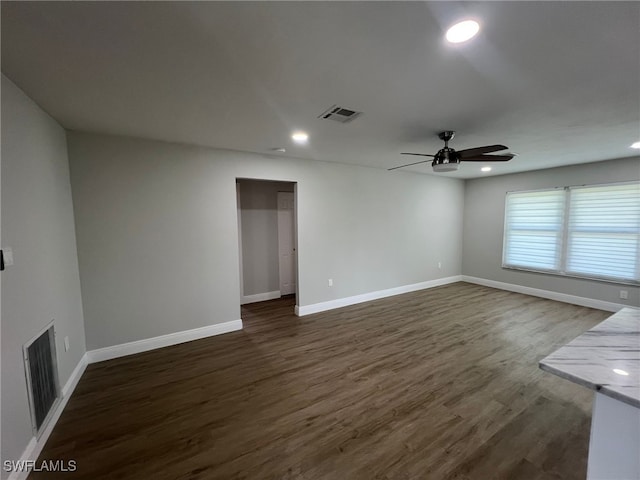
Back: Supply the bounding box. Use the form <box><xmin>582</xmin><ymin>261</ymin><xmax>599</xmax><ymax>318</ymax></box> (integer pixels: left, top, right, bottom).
<box><xmin>318</xmin><ymin>105</ymin><xmax>362</xmax><ymax>124</ymax></box>
<box><xmin>24</xmin><ymin>322</ymin><xmax>60</xmax><ymax>436</ymax></box>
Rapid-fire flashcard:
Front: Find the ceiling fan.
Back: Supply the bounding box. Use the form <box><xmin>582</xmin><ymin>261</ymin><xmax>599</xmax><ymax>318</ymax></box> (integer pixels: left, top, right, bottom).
<box><xmin>389</xmin><ymin>131</ymin><xmax>515</xmax><ymax>172</ymax></box>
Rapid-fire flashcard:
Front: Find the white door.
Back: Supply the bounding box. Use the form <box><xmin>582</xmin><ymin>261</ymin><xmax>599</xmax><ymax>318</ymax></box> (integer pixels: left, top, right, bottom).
<box><xmin>277</xmin><ymin>192</ymin><xmax>296</xmax><ymax>295</ymax></box>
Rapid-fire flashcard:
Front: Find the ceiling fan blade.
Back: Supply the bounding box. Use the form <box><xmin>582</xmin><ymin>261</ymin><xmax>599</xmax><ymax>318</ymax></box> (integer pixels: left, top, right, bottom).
<box><xmin>458</xmin><ymin>145</ymin><xmax>508</xmax><ymax>157</ymax></box>
<box><xmin>388</xmin><ymin>159</ymin><xmax>432</xmax><ymax>171</ymax></box>
<box><xmin>400</xmin><ymin>153</ymin><xmax>435</xmax><ymax>157</ymax></box>
<box><xmin>460</xmin><ymin>154</ymin><xmax>515</xmax><ymax>162</ymax></box>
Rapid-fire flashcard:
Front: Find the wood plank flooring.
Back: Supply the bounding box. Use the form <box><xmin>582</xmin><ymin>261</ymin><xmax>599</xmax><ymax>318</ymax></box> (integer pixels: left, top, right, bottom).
<box><xmin>33</xmin><ymin>282</ymin><xmax>610</xmax><ymax>479</ymax></box>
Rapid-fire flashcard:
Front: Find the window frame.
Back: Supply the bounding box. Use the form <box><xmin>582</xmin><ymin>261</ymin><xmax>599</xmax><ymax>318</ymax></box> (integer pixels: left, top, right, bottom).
<box><xmin>502</xmin><ymin>181</ymin><xmax>640</xmax><ymax>286</ymax></box>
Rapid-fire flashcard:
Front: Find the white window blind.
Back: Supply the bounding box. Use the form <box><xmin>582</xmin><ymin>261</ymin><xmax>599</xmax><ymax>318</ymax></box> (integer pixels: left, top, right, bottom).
<box><xmin>503</xmin><ymin>189</ymin><xmax>565</xmax><ymax>271</ymax></box>
<box><xmin>502</xmin><ymin>181</ymin><xmax>640</xmax><ymax>284</ymax></box>
<box><xmin>566</xmin><ymin>183</ymin><xmax>640</xmax><ymax>282</ymax></box>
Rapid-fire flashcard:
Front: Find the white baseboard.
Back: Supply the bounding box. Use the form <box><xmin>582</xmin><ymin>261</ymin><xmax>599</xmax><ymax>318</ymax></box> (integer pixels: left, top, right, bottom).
<box><xmin>241</xmin><ymin>290</ymin><xmax>281</xmax><ymax>305</ymax></box>
<box><xmin>8</xmin><ymin>353</ymin><xmax>88</xmax><ymax>480</ymax></box>
<box><xmin>296</xmin><ymin>275</ymin><xmax>463</xmax><ymax>316</ymax></box>
<box><xmin>461</xmin><ymin>275</ymin><xmax>631</xmax><ymax>312</ymax></box>
<box><xmin>86</xmin><ymin>319</ymin><xmax>243</xmax><ymax>363</ymax></box>
<box><xmin>61</xmin><ymin>353</ymin><xmax>88</xmax><ymax>398</ymax></box>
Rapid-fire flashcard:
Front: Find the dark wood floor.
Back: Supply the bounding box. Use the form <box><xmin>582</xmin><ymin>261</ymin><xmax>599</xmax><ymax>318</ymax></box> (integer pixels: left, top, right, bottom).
<box><xmin>34</xmin><ymin>282</ymin><xmax>610</xmax><ymax>479</ymax></box>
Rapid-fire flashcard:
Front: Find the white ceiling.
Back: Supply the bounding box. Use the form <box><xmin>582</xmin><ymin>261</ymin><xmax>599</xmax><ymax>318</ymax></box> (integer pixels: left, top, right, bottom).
<box><xmin>2</xmin><ymin>1</ymin><xmax>639</xmax><ymax>179</ymax></box>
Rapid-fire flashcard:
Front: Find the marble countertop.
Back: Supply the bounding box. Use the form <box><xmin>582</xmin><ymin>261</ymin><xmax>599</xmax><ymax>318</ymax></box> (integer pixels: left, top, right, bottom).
<box><xmin>539</xmin><ymin>307</ymin><xmax>640</xmax><ymax>408</ymax></box>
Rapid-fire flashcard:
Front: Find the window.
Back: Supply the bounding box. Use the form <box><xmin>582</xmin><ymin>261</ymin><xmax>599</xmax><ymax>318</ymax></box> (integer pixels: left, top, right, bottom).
<box><xmin>503</xmin><ymin>189</ymin><xmax>565</xmax><ymax>271</ymax></box>
<box><xmin>503</xmin><ymin>182</ymin><xmax>639</xmax><ymax>284</ymax></box>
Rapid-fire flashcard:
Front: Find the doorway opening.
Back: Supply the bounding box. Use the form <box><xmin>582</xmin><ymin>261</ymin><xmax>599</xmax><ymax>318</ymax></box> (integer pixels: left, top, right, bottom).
<box><xmin>236</xmin><ymin>179</ymin><xmax>298</xmax><ymax>311</ymax></box>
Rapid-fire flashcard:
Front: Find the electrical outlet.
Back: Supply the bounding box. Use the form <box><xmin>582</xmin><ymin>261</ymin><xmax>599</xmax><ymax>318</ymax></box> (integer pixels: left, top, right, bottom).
<box><xmin>3</xmin><ymin>248</ymin><xmax>13</xmax><ymax>266</ymax></box>
<box><xmin>438</xmin><ymin>262</ymin><xmax>442</xmax><ymax>269</ymax></box>
<box><xmin>619</xmin><ymin>290</ymin><xmax>628</xmax><ymax>300</ymax></box>
<box><xmin>328</xmin><ymin>278</ymin><xmax>333</xmax><ymax>287</ymax></box>
<box><xmin>64</xmin><ymin>336</ymin><xmax>70</xmax><ymax>352</ymax></box>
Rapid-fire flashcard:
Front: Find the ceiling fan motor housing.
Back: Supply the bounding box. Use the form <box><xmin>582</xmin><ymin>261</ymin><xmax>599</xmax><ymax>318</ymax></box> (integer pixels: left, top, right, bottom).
<box><xmin>432</xmin><ymin>147</ymin><xmax>460</xmax><ymax>172</ymax></box>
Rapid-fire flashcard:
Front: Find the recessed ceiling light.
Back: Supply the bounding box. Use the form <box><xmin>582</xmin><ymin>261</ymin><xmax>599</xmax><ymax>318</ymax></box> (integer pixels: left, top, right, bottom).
<box><xmin>613</xmin><ymin>368</ymin><xmax>629</xmax><ymax>376</ymax></box>
<box><xmin>481</xmin><ymin>166</ymin><xmax>492</xmax><ymax>172</ymax></box>
<box><xmin>446</xmin><ymin>20</ymin><xmax>480</xmax><ymax>44</ymax></box>
<box><xmin>631</xmin><ymin>141</ymin><xmax>640</xmax><ymax>149</ymax></box>
<box><xmin>291</xmin><ymin>131</ymin><xmax>309</xmax><ymax>144</ymax></box>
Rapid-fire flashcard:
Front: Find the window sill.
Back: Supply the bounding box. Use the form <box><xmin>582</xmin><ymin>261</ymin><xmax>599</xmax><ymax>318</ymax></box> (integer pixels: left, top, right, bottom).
<box><xmin>501</xmin><ymin>265</ymin><xmax>640</xmax><ymax>287</ymax></box>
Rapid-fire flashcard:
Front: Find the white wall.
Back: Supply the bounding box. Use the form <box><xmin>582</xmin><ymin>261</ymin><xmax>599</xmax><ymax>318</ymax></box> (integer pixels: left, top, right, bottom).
<box><xmin>1</xmin><ymin>75</ymin><xmax>86</xmax><ymax>476</ymax></box>
<box><xmin>238</xmin><ymin>179</ymin><xmax>294</xmax><ymax>298</ymax></box>
<box><xmin>67</xmin><ymin>131</ymin><xmax>465</xmax><ymax>350</ymax></box>
<box><xmin>462</xmin><ymin>157</ymin><xmax>640</xmax><ymax>307</ymax></box>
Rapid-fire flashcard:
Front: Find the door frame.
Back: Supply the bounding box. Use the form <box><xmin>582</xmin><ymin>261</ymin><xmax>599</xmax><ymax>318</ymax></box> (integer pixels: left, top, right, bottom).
<box><xmin>236</xmin><ymin>181</ymin><xmax>244</xmax><ymax>304</ymax></box>
<box><xmin>235</xmin><ymin>178</ymin><xmax>299</xmax><ymax>309</ymax></box>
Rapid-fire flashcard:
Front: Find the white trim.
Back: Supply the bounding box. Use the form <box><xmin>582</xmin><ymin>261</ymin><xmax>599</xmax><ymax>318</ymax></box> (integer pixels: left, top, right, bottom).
<box><xmin>86</xmin><ymin>319</ymin><xmax>243</xmax><ymax>363</ymax></box>
<box><xmin>241</xmin><ymin>291</ymin><xmax>281</xmax><ymax>305</ymax></box>
<box><xmin>461</xmin><ymin>275</ymin><xmax>634</xmax><ymax>312</ymax></box>
<box><xmin>61</xmin><ymin>353</ymin><xmax>88</xmax><ymax>397</ymax></box>
<box><xmin>8</xmin><ymin>354</ymin><xmax>88</xmax><ymax>480</ymax></box>
<box><xmin>296</xmin><ymin>276</ymin><xmax>463</xmax><ymax>316</ymax></box>
<box><xmin>237</xmin><ymin>182</ymin><xmax>244</xmax><ymax>304</ymax></box>
<box><xmin>501</xmin><ymin>265</ymin><xmax>640</xmax><ymax>287</ymax></box>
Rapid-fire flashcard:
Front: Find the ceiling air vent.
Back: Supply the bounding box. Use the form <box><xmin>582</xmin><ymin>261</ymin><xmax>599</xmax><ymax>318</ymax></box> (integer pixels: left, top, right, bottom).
<box><xmin>318</xmin><ymin>105</ymin><xmax>362</xmax><ymax>124</ymax></box>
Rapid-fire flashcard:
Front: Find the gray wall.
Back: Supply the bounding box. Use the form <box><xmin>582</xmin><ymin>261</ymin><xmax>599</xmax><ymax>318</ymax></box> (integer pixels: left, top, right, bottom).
<box><xmin>238</xmin><ymin>180</ymin><xmax>294</xmax><ymax>298</ymax></box>
<box><xmin>462</xmin><ymin>156</ymin><xmax>640</xmax><ymax>307</ymax></box>
<box><xmin>67</xmin><ymin>131</ymin><xmax>465</xmax><ymax>350</ymax></box>
<box><xmin>1</xmin><ymin>75</ymin><xmax>86</xmax><ymax>474</ymax></box>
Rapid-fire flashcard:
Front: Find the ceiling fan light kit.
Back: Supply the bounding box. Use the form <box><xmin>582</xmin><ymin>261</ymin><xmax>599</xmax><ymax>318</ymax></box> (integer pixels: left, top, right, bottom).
<box><xmin>390</xmin><ymin>130</ymin><xmax>515</xmax><ymax>173</ymax></box>
<box><xmin>432</xmin><ymin>161</ymin><xmax>460</xmax><ymax>172</ymax></box>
